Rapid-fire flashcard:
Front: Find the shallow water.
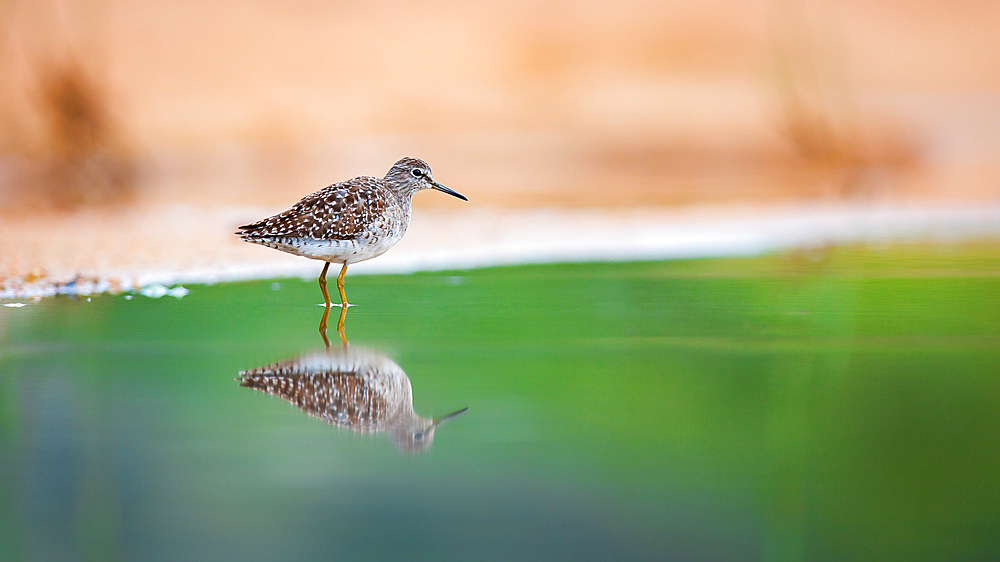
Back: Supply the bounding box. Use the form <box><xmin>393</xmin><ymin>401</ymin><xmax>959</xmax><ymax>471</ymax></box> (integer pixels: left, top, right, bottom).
<box><xmin>2</xmin><ymin>245</ymin><xmax>999</xmax><ymax>561</ymax></box>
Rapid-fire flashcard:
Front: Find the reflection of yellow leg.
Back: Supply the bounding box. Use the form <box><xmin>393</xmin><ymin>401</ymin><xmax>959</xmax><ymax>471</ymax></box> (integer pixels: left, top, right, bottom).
<box><xmin>318</xmin><ymin>262</ymin><xmax>349</xmax><ymax>348</ymax></box>
<box><xmin>317</xmin><ymin>304</ymin><xmax>331</xmax><ymax>348</ymax></box>
<box><xmin>336</xmin><ymin>262</ymin><xmax>348</xmax><ymax>306</ymax></box>
<box><xmin>336</xmin><ymin>304</ymin><xmax>348</xmax><ymax>346</ymax></box>
<box><xmin>318</xmin><ymin>262</ymin><xmax>331</xmax><ymax>306</ymax></box>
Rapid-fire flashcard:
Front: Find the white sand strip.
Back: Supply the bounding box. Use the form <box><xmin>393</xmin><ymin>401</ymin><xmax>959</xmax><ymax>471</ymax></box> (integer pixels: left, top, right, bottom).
<box><xmin>1</xmin><ymin>203</ymin><xmax>999</xmax><ymax>298</ymax></box>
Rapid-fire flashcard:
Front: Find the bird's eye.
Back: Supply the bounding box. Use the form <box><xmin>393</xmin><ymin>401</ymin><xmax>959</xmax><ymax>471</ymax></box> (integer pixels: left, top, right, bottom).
<box><xmin>411</xmin><ymin>168</ymin><xmax>423</xmax><ymax>178</ymax></box>
<box><xmin>414</xmin><ymin>432</ymin><xmax>424</xmax><ymax>440</ymax></box>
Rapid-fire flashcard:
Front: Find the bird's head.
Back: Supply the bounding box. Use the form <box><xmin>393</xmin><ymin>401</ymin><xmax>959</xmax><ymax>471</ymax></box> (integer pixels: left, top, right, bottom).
<box><xmin>384</xmin><ymin>157</ymin><xmax>467</xmax><ymax>201</ymax></box>
<box><xmin>388</xmin><ymin>407</ymin><xmax>469</xmax><ymax>453</ymax></box>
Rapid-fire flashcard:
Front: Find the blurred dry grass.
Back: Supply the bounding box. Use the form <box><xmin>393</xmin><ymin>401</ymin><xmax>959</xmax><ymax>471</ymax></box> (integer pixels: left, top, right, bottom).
<box><xmin>0</xmin><ymin>0</ymin><xmax>997</xmax><ymax>214</ymax></box>
<box><xmin>0</xmin><ymin>0</ymin><xmax>136</xmax><ymax>211</ymax></box>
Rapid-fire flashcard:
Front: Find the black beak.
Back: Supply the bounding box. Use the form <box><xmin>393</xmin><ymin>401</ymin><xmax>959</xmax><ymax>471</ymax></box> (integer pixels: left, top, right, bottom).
<box><xmin>433</xmin><ymin>407</ymin><xmax>469</xmax><ymax>426</ymax></box>
<box><xmin>431</xmin><ymin>180</ymin><xmax>468</xmax><ymax>201</ymax></box>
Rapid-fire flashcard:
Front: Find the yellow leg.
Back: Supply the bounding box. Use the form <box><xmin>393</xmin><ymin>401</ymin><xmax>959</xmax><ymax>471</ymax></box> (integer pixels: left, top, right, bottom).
<box><xmin>318</xmin><ymin>262</ymin><xmax>331</xmax><ymax>306</ymax></box>
<box><xmin>336</xmin><ymin>262</ymin><xmax>348</xmax><ymax>306</ymax></box>
<box><xmin>318</xmin><ymin>262</ymin><xmax>350</xmax><ymax>348</ymax></box>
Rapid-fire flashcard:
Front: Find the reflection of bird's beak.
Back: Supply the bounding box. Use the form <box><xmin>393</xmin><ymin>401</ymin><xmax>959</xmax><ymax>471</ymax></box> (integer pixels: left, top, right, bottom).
<box><xmin>433</xmin><ymin>407</ymin><xmax>469</xmax><ymax>426</ymax></box>
<box><xmin>431</xmin><ymin>180</ymin><xmax>468</xmax><ymax>201</ymax></box>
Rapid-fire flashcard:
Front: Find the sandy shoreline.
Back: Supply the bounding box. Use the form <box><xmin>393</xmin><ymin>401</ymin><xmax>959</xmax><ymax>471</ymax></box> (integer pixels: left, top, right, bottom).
<box><xmin>2</xmin><ymin>201</ymin><xmax>999</xmax><ymax>299</ymax></box>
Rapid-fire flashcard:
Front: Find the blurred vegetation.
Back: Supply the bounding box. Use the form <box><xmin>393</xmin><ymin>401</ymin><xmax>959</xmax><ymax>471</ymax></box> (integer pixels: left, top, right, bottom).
<box><xmin>0</xmin><ymin>1</ymin><xmax>135</xmax><ymax>212</ymax></box>
<box><xmin>768</xmin><ymin>0</ymin><xmax>921</xmax><ymax>199</ymax></box>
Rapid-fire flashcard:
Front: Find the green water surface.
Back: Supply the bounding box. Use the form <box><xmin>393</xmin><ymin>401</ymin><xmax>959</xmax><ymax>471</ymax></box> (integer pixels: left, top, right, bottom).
<box><xmin>1</xmin><ymin>244</ymin><xmax>999</xmax><ymax>561</ymax></box>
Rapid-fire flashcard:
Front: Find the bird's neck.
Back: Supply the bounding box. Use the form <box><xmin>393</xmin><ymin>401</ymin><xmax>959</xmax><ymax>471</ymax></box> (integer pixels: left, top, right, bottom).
<box><xmin>387</xmin><ymin>186</ymin><xmax>417</xmax><ymax>209</ymax></box>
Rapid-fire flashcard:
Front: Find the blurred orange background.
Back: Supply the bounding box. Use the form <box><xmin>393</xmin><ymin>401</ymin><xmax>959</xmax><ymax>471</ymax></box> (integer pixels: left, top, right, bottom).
<box><xmin>1</xmin><ymin>0</ymin><xmax>999</xmax><ymax>293</ymax></box>
<box><xmin>2</xmin><ymin>0</ymin><xmax>997</xmax><ymax>211</ymax></box>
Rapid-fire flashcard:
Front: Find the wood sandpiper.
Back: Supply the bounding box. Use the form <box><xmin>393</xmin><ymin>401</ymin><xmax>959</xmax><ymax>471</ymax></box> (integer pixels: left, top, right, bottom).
<box><xmin>237</xmin><ymin>157</ymin><xmax>467</xmax><ymax>311</ymax></box>
<box><xmin>237</xmin><ymin>346</ymin><xmax>468</xmax><ymax>452</ymax></box>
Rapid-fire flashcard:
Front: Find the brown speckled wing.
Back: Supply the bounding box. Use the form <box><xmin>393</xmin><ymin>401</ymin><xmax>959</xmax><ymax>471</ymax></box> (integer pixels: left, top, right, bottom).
<box><xmin>238</xmin><ymin>370</ymin><xmax>387</xmax><ymax>431</ymax></box>
<box><xmin>239</xmin><ymin>177</ymin><xmax>389</xmax><ymax>241</ymax></box>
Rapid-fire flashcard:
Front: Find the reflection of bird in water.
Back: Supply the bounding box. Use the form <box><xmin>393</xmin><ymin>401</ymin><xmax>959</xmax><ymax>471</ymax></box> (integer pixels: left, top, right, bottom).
<box><xmin>237</xmin><ymin>158</ymin><xmax>467</xmax><ymax>310</ymax></box>
<box><xmin>237</xmin><ymin>347</ymin><xmax>467</xmax><ymax>452</ymax></box>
